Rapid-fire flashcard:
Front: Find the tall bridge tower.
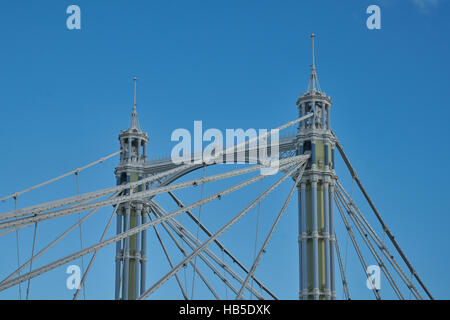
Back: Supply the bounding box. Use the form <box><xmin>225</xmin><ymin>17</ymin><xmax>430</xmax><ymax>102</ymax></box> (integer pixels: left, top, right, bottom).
<box><xmin>114</xmin><ymin>78</ymin><xmax>149</xmax><ymax>300</ymax></box>
<box><xmin>297</xmin><ymin>34</ymin><xmax>337</xmax><ymax>300</ymax></box>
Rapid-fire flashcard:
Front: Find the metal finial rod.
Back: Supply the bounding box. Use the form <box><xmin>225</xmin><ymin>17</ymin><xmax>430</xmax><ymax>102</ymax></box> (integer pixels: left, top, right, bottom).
<box><xmin>133</xmin><ymin>77</ymin><xmax>137</xmax><ymax>109</ymax></box>
<box><xmin>130</xmin><ymin>77</ymin><xmax>140</xmax><ymax>130</ymax></box>
<box><xmin>307</xmin><ymin>33</ymin><xmax>321</xmax><ymax>93</ymax></box>
<box><xmin>311</xmin><ymin>33</ymin><xmax>315</xmax><ymax>70</ymax></box>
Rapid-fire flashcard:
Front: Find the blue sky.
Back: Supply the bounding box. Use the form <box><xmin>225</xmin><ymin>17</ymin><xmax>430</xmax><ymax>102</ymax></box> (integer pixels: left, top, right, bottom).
<box><xmin>0</xmin><ymin>0</ymin><xmax>449</xmax><ymax>300</ymax></box>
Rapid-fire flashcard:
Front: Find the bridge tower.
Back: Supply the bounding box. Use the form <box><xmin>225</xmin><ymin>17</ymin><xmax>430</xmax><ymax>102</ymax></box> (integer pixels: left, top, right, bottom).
<box><xmin>297</xmin><ymin>34</ymin><xmax>337</xmax><ymax>300</ymax></box>
<box><xmin>114</xmin><ymin>77</ymin><xmax>149</xmax><ymax>300</ymax></box>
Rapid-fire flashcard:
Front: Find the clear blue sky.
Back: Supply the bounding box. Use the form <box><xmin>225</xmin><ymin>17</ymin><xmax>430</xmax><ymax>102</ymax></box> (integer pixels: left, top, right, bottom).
<box><xmin>0</xmin><ymin>0</ymin><xmax>449</xmax><ymax>300</ymax></box>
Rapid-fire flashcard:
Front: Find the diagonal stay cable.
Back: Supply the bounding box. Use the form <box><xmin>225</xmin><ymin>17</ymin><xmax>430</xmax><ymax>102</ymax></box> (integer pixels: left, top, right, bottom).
<box><xmin>148</xmin><ymin>209</ymin><xmax>221</xmax><ymax>300</ymax></box>
<box><xmin>334</xmin><ymin>194</ymin><xmax>381</xmax><ymax>300</ymax></box>
<box><xmin>149</xmin><ymin>201</ymin><xmax>266</xmax><ymax>300</ymax></box>
<box><xmin>149</xmin><ymin>201</ymin><xmax>265</xmax><ymax>299</ymax></box>
<box><xmin>332</xmin><ymin>130</ymin><xmax>433</xmax><ymax>299</ymax></box>
<box><xmin>235</xmin><ymin>162</ymin><xmax>306</xmax><ymax>299</ymax></box>
<box><xmin>14</xmin><ymin>197</ymin><xmax>22</xmax><ymax>300</ymax></box>
<box><xmin>250</xmin><ymin>179</ymin><xmax>263</xmax><ymax>300</ymax></box>
<box><xmin>336</xmin><ymin>182</ymin><xmax>422</xmax><ymax>299</ymax></box>
<box><xmin>162</xmin><ymin>189</ymin><xmax>278</xmax><ymax>300</ymax></box>
<box><xmin>25</xmin><ymin>220</ymin><xmax>38</xmax><ymax>300</ymax></box>
<box><xmin>222</xmin><ymin>249</ymin><xmax>228</xmax><ymax>299</ymax></box>
<box><xmin>2</xmin><ymin>113</ymin><xmax>312</xmax><ymax>222</ymax></box>
<box><xmin>0</xmin><ymin>222</ymin><xmax>35</xmax><ymax>238</ymax></box>
<box><xmin>73</xmin><ymin>198</ymin><xmax>122</xmax><ymax>300</ymax></box>
<box><xmin>0</xmin><ymin>151</ymin><xmax>121</xmax><ymax>203</ymax></box>
<box><xmin>0</xmin><ymin>160</ymin><xmax>303</xmax><ymax>292</ymax></box>
<box><xmin>335</xmin><ymin>189</ymin><xmax>404</xmax><ymax>299</ymax></box>
<box><xmin>0</xmin><ymin>157</ymin><xmax>205</xmax><ymax>222</ymax></box>
<box><xmin>138</xmin><ymin>162</ymin><xmax>304</xmax><ymax>300</ymax></box>
<box><xmin>0</xmin><ymin>156</ymin><xmax>308</xmax><ymax>231</ymax></box>
<box><xmin>0</xmin><ymin>192</ymin><xmax>120</xmax><ymax>286</ymax></box>
<box><xmin>149</xmin><ymin>207</ymin><xmax>228</xmax><ymax>300</ymax></box>
<box><xmin>147</xmin><ymin>212</ymin><xmax>189</xmax><ymax>300</ymax></box>
<box><xmin>334</xmin><ymin>233</ymin><xmax>350</xmax><ymax>300</ymax></box>
<box><xmin>75</xmin><ymin>172</ymin><xmax>86</xmax><ymax>300</ymax></box>
<box><xmin>152</xmin><ymin>207</ymin><xmax>242</xmax><ymax>300</ymax></box>
<box><xmin>191</xmin><ymin>166</ymin><xmax>206</xmax><ymax>299</ymax></box>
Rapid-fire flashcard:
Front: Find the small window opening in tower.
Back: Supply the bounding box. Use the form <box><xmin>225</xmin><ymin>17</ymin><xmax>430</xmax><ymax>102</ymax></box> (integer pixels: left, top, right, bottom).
<box><xmin>303</xmin><ymin>141</ymin><xmax>312</xmax><ymax>152</ymax></box>
<box><xmin>303</xmin><ymin>141</ymin><xmax>312</xmax><ymax>168</ymax></box>
<box><xmin>120</xmin><ymin>172</ymin><xmax>127</xmax><ymax>184</ymax></box>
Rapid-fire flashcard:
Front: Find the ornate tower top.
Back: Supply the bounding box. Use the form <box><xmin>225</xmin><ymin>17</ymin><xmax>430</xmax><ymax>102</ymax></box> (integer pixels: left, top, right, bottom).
<box><xmin>296</xmin><ymin>34</ymin><xmax>332</xmax><ymax>134</ymax></box>
<box><xmin>298</xmin><ymin>34</ymin><xmax>331</xmax><ymax>107</ymax></box>
<box><xmin>307</xmin><ymin>33</ymin><xmax>321</xmax><ymax>94</ymax></box>
<box><xmin>120</xmin><ymin>77</ymin><xmax>148</xmax><ymax>137</ymax></box>
<box><xmin>130</xmin><ymin>77</ymin><xmax>141</xmax><ymax>130</ymax></box>
<box><xmin>118</xmin><ymin>77</ymin><xmax>149</xmax><ymax>165</ymax></box>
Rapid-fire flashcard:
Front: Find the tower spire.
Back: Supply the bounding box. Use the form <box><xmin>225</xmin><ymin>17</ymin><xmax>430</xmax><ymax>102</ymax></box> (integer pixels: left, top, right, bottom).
<box><xmin>130</xmin><ymin>77</ymin><xmax>141</xmax><ymax>130</ymax></box>
<box><xmin>307</xmin><ymin>33</ymin><xmax>321</xmax><ymax>93</ymax></box>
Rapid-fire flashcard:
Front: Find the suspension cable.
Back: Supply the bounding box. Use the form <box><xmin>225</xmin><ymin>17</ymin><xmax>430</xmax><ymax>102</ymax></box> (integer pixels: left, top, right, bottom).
<box><xmin>250</xmin><ymin>179</ymin><xmax>263</xmax><ymax>300</ymax></box>
<box><xmin>332</xmin><ymin>130</ymin><xmax>433</xmax><ymax>299</ymax></box>
<box><xmin>75</xmin><ymin>172</ymin><xmax>86</xmax><ymax>300</ymax></box>
<box><xmin>74</xmin><ymin>200</ymin><xmax>121</xmax><ymax>300</ymax></box>
<box><xmin>0</xmin><ymin>156</ymin><xmax>308</xmax><ymax>231</ymax></box>
<box><xmin>334</xmin><ymin>195</ymin><xmax>381</xmax><ymax>300</ymax></box>
<box><xmin>191</xmin><ymin>166</ymin><xmax>206</xmax><ymax>299</ymax></box>
<box><xmin>25</xmin><ymin>220</ymin><xmax>38</xmax><ymax>300</ymax></box>
<box><xmin>0</xmin><ymin>151</ymin><xmax>121</xmax><ymax>203</ymax></box>
<box><xmin>222</xmin><ymin>248</ymin><xmax>228</xmax><ymax>299</ymax></box>
<box><xmin>147</xmin><ymin>213</ymin><xmax>189</xmax><ymax>300</ymax></box>
<box><xmin>336</xmin><ymin>189</ymin><xmax>403</xmax><ymax>298</ymax></box>
<box><xmin>0</xmin><ymin>160</ymin><xmax>304</xmax><ymax>293</ymax></box>
<box><xmin>335</xmin><ymin>190</ymin><xmax>404</xmax><ymax>299</ymax></box>
<box><xmin>334</xmin><ymin>233</ymin><xmax>350</xmax><ymax>300</ymax></box>
<box><xmin>150</xmin><ymin>201</ymin><xmax>266</xmax><ymax>300</ymax></box>
<box><xmin>2</xmin><ymin>113</ymin><xmax>311</xmax><ymax>218</ymax></box>
<box><xmin>409</xmin><ymin>272</ymin><xmax>414</xmax><ymax>300</ymax></box>
<box><xmin>138</xmin><ymin>162</ymin><xmax>303</xmax><ymax>300</ymax></box>
<box><xmin>0</xmin><ymin>222</ymin><xmax>34</xmax><ymax>238</ymax></box>
<box><xmin>336</xmin><ymin>182</ymin><xmax>422</xmax><ymax>299</ymax></box>
<box><xmin>0</xmin><ymin>193</ymin><xmax>119</xmax><ymax>287</ymax></box>
<box><xmin>148</xmin><ymin>208</ymin><xmax>221</xmax><ymax>299</ymax></box>
<box><xmin>172</xmin><ymin>203</ymin><xmax>188</xmax><ymax>295</ymax></box>
<box><xmin>181</xmin><ymin>208</ymin><xmax>188</xmax><ymax>296</ymax></box>
<box><xmin>235</xmin><ymin>163</ymin><xmax>306</xmax><ymax>300</ymax></box>
<box><xmin>14</xmin><ymin>197</ymin><xmax>22</xmax><ymax>300</ymax></box>
<box><xmin>2</xmin><ymin>112</ymin><xmax>312</xmax><ymax>220</ymax></box>
<box><xmin>162</xmin><ymin>189</ymin><xmax>278</xmax><ymax>299</ymax></box>
<box><xmin>343</xmin><ymin>177</ymin><xmax>354</xmax><ymax>291</ymax></box>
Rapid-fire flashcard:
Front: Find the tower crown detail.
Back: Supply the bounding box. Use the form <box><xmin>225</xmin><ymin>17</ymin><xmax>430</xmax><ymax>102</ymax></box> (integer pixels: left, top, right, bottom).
<box><xmin>130</xmin><ymin>77</ymin><xmax>141</xmax><ymax>131</ymax></box>
<box><xmin>297</xmin><ymin>34</ymin><xmax>332</xmax><ymax>132</ymax></box>
<box><xmin>118</xmin><ymin>77</ymin><xmax>149</xmax><ymax>165</ymax></box>
<box><xmin>307</xmin><ymin>33</ymin><xmax>321</xmax><ymax>94</ymax></box>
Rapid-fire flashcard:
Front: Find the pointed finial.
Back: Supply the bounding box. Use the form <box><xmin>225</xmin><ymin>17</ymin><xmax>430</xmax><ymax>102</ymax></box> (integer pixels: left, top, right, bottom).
<box><xmin>133</xmin><ymin>77</ymin><xmax>137</xmax><ymax>107</ymax></box>
<box><xmin>307</xmin><ymin>33</ymin><xmax>321</xmax><ymax>93</ymax></box>
<box><xmin>130</xmin><ymin>77</ymin><xmax>141</xmax><ymax>130</ymax></box>
<box><xmin>311</xmin><ymin>33</ymin><xmax>315</xmax><ymax>70</ymax></box>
